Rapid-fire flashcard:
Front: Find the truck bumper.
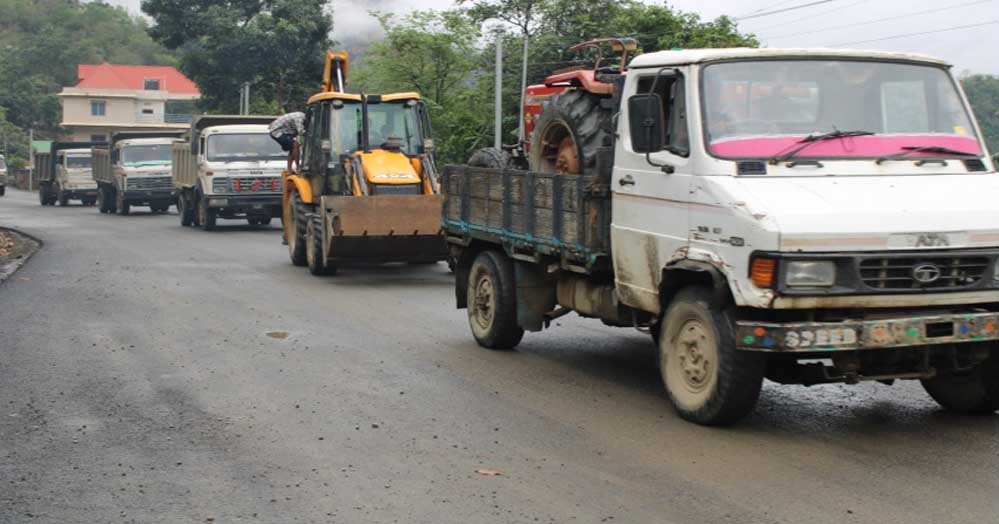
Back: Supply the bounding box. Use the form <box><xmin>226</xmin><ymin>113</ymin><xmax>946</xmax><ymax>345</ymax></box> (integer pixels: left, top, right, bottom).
<box><xmin>205</xmin><ymin>194</ymin><xmax>282</xmax><ymax>214</ymax></box>
<box><xmin>736</xmin><ymin>312</ymin><xmax>999</xmax><ymax>352</ymax></box>
<box><xmin>65</xmin><ymin>189</ymin><xmax>99</xmax><ymax>199</ymax></box>
<box><xmin>124</xmin><ymin>189</ymin><xmax>177</xmax><ymax>202</ymax></box>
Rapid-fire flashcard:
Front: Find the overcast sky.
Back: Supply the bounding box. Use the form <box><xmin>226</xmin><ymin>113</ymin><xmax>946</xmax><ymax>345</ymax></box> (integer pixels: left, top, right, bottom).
<box><xmin>107</xmin><ymin>0</ymin><xmax>998</xmax><ymax>74</ymax></box>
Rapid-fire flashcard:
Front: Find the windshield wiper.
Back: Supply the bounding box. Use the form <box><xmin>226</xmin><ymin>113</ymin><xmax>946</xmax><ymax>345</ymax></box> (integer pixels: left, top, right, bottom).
<box><xmin>875</xmin><ymin>146</ymin><xmax>979</xmax><ymax>164</ymax></box>
<box><xmin>770</xmin><ymin>129</ymin><xmax>876</xmax><ymax>164</ymax></box>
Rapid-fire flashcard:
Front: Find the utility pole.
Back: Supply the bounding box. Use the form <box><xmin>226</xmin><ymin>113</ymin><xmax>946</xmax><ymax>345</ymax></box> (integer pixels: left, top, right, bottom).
<box><xmin>517</xmin><ymin>35</ymin><xmax>529</xmax><ymax>144</ymax></box>
<box><xmin>27</xmin><ymin>128</ymin><xmax>33</xmax><ymax>192</ymax></box>
<box><xmin>239</xmin><ymin>83</ymin><xmax>252</xmax><ymax>115</ymax></box>
<box><xmin>494</xmin><ymin>30</ymin><xmax>503</xmax><ymax>150</ymax></box>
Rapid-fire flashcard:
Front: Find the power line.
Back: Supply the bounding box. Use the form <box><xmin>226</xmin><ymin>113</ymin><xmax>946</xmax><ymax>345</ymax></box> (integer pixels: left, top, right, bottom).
<box><xmin>735</xmin><ymin>0</ymin><xmax>802</xmax><ymax>19</ymax></box>
<box><xmin>825</xmin><ymin>20</ymin><xmax>998</xmax><ymax>46</ymax></box>
<box><xmin>749</xmin><ymin>0</ymin><xmax>869</xmax><ymax>31</ymax></box>
<box><xmin>759</xmin><ymin>0</ymin><xmax>993</xmax><ymax>39</ymax></box>
<box><xmin>735</xmin><ymin>0</ymin><xmax>840</xmax><ymax>21</ymax></box>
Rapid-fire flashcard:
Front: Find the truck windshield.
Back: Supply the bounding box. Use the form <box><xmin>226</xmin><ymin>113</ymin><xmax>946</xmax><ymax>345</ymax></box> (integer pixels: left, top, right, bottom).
<box><xmin>702</xmin><ymin>60</ymin><xmax>982</xmax><ymax>161</ymax></box>
<box><xmin>122</xmin><ymin>144</ymin><xmax>172</xmax><ymax>166</ymax></box>
<box><xmin>206</xmin><ymin>133</ymin><xmax>285</xmax><ymax>162</ymax></box>
<box><xmin>66</xmin><ymin>156</ymin><xmax>92</xmax><ymax>169</ymax></box>
<box><xmin>331</xmin><ymin>100</ymin><xmax>423</xmax><ymax>156</ymax></box>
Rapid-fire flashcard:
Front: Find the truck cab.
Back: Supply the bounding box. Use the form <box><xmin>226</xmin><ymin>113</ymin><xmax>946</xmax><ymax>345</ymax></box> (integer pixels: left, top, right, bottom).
<box><xmin>174</xmin><ymin>117</ymin><xmax>284</xmax><ymax>230</ymax></box>
<box><xmin>445</xmin><ymin>47</ymin><xmax>999</xmax><ymax>425</ymax></box>
<box><xmin>53</xmin><ymin>148</ymin><xmax>99</xmax><ymax>206</ymax></box>
<box><xmin>95</xmin><ymin>133</ymin><xmax>180</xmax><ymax>215</ymax></box>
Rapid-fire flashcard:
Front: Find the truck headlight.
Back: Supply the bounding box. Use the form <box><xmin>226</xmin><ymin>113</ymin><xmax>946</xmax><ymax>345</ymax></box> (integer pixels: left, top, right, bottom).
<box><xmin>785</xmin><ymin>261</ymin><xmax>836</xmax><ymax>287</ymax></box>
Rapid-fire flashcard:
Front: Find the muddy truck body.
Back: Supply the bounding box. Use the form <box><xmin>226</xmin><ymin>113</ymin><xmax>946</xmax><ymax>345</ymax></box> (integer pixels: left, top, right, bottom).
<box><xmin>447</xmin><ymin>45</ymin><xmax>999</xmax><ymax>425</ymax></box>
<box><xmin>36</xmin><ymin>142</ymin><xmax>99</xmax><ymax>206</ymax></box>
<box><xmin>94</xmin><ymin>132</ymin><xmax>183</xmax><ymax>215</ymax></box>
<box><xmin>173</xmin><ymin>116</ymin><xmax>283</xmax><ymax>230</ymax></box>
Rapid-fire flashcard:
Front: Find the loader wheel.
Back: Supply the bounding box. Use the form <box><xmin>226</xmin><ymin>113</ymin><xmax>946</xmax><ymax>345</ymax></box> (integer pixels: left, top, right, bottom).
<box><xmin>530</xmin><ymin>90</ymin><xmax>613</xmax><ymax>175</ymax></box>
<box><xmin>468</xmin><ymin>147</ymin><xmax>512</xmax><ymax>169</ymax></box>
<box><xmin>658</xmin><ymin>287</ymin><xmax>765</xmax><ymax>426</ymax></box>
<box><xmin>467</xmin><ymin>251</ymin><xmax>523</xmax><ymax>350</ymax></box>
<box><xmin>286</xmin><ymin>191</ymin><xmax>308</xmax><ymax>267</ymax></box>
<box><xmin>306</xmin><ymin>214</ymin><xmax>337</xmax><ymax>276</ymax></box>
<box><xmin>179</xmin><ymin>191</ymin><xmax>194</xmax><ymax>227</ymax></box>
<box><xmin>921</xmin><ymin>358</ymin><xmax>999</xmax><ymax>414</ymax></box>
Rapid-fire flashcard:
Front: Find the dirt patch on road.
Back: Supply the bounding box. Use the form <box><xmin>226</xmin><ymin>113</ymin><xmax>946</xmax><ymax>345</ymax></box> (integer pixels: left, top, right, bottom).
<box><xmin>0</xmin><ymin>228</ymin><xmax>40</xmax><ymax>283</ymax></box>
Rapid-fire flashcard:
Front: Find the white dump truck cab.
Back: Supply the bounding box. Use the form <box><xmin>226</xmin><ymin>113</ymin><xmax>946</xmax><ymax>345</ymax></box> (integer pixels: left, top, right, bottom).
<box><xmin>445</xmin><ymin>47</ymin><xmax>999</xmax><ymax>425</ymax></box>
<box><xmin>174</xmin><ymin>116</ymin><xmax>283</xmax><ymax>230</ymax></box>
<box><xmin>0</xmin><ymin>154</ymin><xmax>7</xmax><ymax>196</ymax></box>
<box><xmin>94</xmin><ymin>132</ymin><xmax>182</xmax><ymax>215</ymax></box>
<box><xmin>53</xmin><ymin>148</ymin><xmax>99</xmax><ymax>206</ymax></box>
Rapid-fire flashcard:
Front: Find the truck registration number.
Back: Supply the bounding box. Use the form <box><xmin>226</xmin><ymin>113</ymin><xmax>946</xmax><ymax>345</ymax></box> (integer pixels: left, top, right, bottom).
<box><xmin>784</xmin><ymin>328</ymin><xmax>857</xmax><ymax>349</ymax></box>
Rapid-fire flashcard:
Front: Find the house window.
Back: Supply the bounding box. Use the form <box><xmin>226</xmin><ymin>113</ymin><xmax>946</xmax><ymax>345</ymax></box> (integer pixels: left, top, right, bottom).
<box><xmin>144</xmin><ymin>78</ymin><xmax>161</xmax><ymax>91</ymax></box>
<box><xmin>91</xmin><ymin>134</ymin><xmax>107</xmax><ymax>144</ymax></box>
<box><xmin>141</xmin><ymin>108</ymin><xmax>154</xmax><ymax>114</ymax></box>
<box><xmin>90</xmin><ymin>100</ymin><xmax>106</xmax><ymax>116</ymax></box>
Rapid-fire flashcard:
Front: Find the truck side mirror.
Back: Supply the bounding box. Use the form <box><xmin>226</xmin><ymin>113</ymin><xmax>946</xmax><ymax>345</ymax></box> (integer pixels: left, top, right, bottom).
<box><xmin>628</xmin><ymin>94</ymin><xmax>664</xmax><ymax>154</ymax></box>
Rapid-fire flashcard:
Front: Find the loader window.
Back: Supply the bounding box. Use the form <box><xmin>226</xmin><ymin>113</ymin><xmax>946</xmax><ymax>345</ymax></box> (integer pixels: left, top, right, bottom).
<box><xmin>367</xmin><ymin>101</ymin><xmax>422</xmax><ymax>155</ymax></box>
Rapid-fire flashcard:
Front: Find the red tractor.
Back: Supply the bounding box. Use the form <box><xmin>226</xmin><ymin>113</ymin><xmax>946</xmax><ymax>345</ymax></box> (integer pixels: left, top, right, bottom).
<box><xmin>469</xmin><ymin>37</ymin><xmax>638</xmax><ymax>175</ymax></box>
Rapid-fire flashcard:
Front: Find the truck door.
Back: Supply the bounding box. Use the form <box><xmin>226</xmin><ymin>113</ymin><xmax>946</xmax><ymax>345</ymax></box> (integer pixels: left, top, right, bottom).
<box><xmin>611</xmin><ymin>69</ymin><xmax>693</xmax><ymax>314</ymax></box>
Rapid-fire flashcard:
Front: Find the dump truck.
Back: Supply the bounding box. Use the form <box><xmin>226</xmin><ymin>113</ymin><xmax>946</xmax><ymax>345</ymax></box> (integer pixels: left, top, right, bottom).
<box><xmin>0</xmin><ymin>154</ymin><xmax>6</xmax><ymax>196</ymax></box>
<box><xmin>93</xmin><ymin>132</ymin><xmax>183</xmax><ymax>215</ymax></box>
<box><xmin>36</xmin><ymin>142</ymin><xmax>98</xmax><ymax>206</ymax></box>
<box><xmin>173</xmin><ymin>115</ymin><xmax>283</xmax><ymax>230</ymax></box>
<box><xmin>283</xmin><ymin>51</ymin><xmax>447</xmax><ymax>275</ymax></box>
<box><xmin>446</xmin><ymin>41</ymin><xmax>999</xmax><ymax>425</ymax></box>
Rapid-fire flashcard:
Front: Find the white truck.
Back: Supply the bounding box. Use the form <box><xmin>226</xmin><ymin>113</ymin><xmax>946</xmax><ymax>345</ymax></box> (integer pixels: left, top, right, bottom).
<box><xmin>173</xmin><ymin>115</ymin><xmax>283</xmax><ymax>231</ymax></box>
<box><xmin>445</xmin><ymin>45</ymin><xmax>998</xmax><ymax>425</ymax></box>
<box><xmin>36</xmin><ymin>143</ymin><xmax>99</xmax><ymax>206</ymax></box>
<box><xmin>0</xmin><ymin>154</ymin><xmax>6</xmax><ymax>196</ymax></box>
<box><xmin>93</xmin><ymin>132</ymin><xmax>183</xmax><ymax>215</ymax></box>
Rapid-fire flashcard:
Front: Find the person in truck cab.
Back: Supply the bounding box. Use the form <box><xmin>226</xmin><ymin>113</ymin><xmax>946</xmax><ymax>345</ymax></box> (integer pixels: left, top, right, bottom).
<box><xmin>268</xmin><ymin>112</ymin><xmax>305</xmax><ymax>172</ymax></box>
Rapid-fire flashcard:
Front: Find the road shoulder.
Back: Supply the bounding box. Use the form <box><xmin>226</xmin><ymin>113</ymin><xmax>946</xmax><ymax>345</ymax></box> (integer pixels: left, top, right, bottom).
<box><xmin>0</xmin><ymin>227</ymin><xmax>40</xmax><ymax>284</ymax></box>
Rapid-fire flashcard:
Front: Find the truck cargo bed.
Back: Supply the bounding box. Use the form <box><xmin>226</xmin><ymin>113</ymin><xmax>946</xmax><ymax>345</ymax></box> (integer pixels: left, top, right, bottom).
<box><xmin>442</xmin><ymin>165</ymin><xmax>611</xmax><ymax>272</ymax></box>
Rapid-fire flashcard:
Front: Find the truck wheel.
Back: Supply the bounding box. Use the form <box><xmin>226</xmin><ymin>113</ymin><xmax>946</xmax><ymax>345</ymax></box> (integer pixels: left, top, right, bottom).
<box><xmin>39</xmin><ymin>184</ymin><xmax>48</xmax><ymax>206</ymax></box>
<box><xmin>179</xmin><ymin>192</ymin><xmax>194</xmax><ymax>226</ymax></box>
<box><xmin>287</xmin><ymin>191</ymin><xmax>308</xmax><ymax>267</ymax></box>
<box><xmin>467</xmin><ymin>251</ymin><xmax>524</xmax><ymax>350</ymax></box>
<box><xmin>468</xmin><ymin>147</ymin><xmax>512</xmax><ymax>169</ymax></box>
<box><xmin>57</xmin><ymin>187</ymin><xmax>69</xmax><ymax>206</ymax></box>
<box><xmin>0</xmin><ymin>186</ymin><xmax>5</xmax><ymax>196</ymax></box>
<box><xmin>921</xmin><ymin>359</ymin><xmax>999</xmax><ymax>414</ymax></box>
<box><xmin>197</xmin><ymin>194</ymin><xmax>217</xmax><ymax>231</ymax></box>
<box><xmin>259</xmin><ymin>217</ymin><xmax>272</xmax><ymax>226</ymax></box>
<box><xmin>306</xmin><ymin>214</ymin><xmax>337</xmax><ymax>276</ymax></box>
<box><xmin>530</xmin><ymin>90</ymin><xmax>613</xmax><ymax>175</ymax></box>
<box><xmin>115</xmin><ymin>189</ymin><xmax>130</xmax><ymax>215</ymax></box>
<box><xmin>658</xmin><ymin>287</ymin><xmax>765</xmax><ymax>426</ymax></box>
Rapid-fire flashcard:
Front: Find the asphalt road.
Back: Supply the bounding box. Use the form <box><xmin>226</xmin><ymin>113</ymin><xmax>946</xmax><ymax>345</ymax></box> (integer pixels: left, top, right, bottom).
<box><xmin>1</xmin><ymin>187</ymin><xmax>997</xmax><ymax>524</ymax></box>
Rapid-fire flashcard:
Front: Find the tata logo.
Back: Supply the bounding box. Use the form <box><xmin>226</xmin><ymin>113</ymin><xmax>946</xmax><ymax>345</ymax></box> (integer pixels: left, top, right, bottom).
<box><xmin>913</xmin><ymin>233</ymin><xmax>950</xmax><ymax>247</ymax></box>
<box><xmin>912</xmin><ymin>263</ymin><xmax>942</xmax><ymax>284</ymax></box>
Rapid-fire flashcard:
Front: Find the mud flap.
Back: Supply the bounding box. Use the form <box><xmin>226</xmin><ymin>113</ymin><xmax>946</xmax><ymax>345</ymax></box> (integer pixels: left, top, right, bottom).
<box><xmin>515</xmin><ymin>261</ymin><xmax>556</xmax><ymax>332</ymax></box>
<box><xmin>321</xmin><ymin>194</ymin><xmax>447</xmax><ymax>263</ymax></box>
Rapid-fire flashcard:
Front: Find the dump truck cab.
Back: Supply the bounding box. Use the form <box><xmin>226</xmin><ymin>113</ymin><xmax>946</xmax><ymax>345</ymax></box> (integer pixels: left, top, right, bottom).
<box><xmin>94</xmin><ymin>132</ymin><xmax>182</xmax><ymax>215</ymax></box>
<box><xmin>283</xmin><ymin>51</ymin><xmax>447</xmax><ymax>275</ymax></box>
<box><xmin>36</xmin><ymin>142</ymin><xmax>98</xmax><ymax>206</ymax></box>
<box><xmin>173</xmin><ymin>116</ymin><xmax>283</xmax><ymax>230</ymax></box>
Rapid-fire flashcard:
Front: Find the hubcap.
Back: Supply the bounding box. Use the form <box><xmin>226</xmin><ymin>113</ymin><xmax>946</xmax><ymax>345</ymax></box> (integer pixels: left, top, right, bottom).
<box><xmin>472</xmin><ymin>275</ymin><xmax>495</xmax><ymax>330</ymax></box>
<box><xmin>673</xmin><ymin>320</ymin><xmax>714</xmax><ymax>393</ymax></box>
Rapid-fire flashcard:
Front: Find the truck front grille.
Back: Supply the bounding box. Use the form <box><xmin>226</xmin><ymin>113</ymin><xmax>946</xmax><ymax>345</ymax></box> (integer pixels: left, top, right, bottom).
<box><xmin>127</xmin><ymin>176</ymin><xmax>172</xmax><ymax>191</ymax></box>
<box><xmin>216</xmin><ymin>176</ymin><xmax>281</xmax><ymax>193</ymax></box>
<box><xmin>859</xmin><ymin>256</ymin><xmax>990</xmax><ymax>290</ymax></box>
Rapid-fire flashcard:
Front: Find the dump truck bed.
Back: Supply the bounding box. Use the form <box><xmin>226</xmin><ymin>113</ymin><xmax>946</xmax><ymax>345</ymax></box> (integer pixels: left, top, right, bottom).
<box><xmin>171</xmin><ymin>142</ymin><xmax>197</xmax><ymax>189</ymax></box>
<box><xmin>92</xmin><ymin>147</ymin><xmax>112</xmax><ymax>184</ymax></box>
<box><xmin>441</xmin><ymin>165</ymin><xmax>611</xmax><ymax>272</ymax></box>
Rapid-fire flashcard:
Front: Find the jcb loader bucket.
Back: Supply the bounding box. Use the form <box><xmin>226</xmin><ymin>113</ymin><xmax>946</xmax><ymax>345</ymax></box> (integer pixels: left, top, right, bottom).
<box><xmin>320</xmin><ymin>194</ymin><xmax>447</xmax><ymax>263</ymax></box>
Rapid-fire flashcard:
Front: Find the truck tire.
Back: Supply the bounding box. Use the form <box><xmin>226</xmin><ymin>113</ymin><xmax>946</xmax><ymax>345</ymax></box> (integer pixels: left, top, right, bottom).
<box><xmin>921</xmin><ymin>358</ymin><xmax>999</xmax><ymax>414</ymax></box>
<box><xmin>260</xmin><ymin>217</ymin><xmax>272</xmax><ymax>226</ymax></box>
<box><xmin>57</xmin><ymin>186</ymin><xmax>69</xmax><ymax>206</ymax></box>
<box><xmin>179</xmin><ymin>191</ymin><xmax>194</xmax><ymax>226</ymax></box>
<box><xmin>38</xmin><ymin>184</ymin><xmax>48</xmax><ymax>206</ymax></box>
<box><xmin>468</xmin><ymin>147</ymin><xmax>512</xmax><ymax>169</ymax></box>
<box><xmin>530</xmin><ymin>90</ymin><xmax>613</xmax><ymax>175</ymax></box>
<box><xmin>0</xmin><ymin>186</ymin><xmax>5</xmax><ymax>196</ymax></box>
<box><xmin>467</xmin><ymin>251</ymin><xmax>524</xmax><ymax>350</ymax></box>
<box><xmin>306</xmin><ymin>213</ymin><xmax>337</xmax><ymax>276</ymax></box>
<box><xmin>197</xmin><ymin>193</ymin><xmax>217</xmax><ymax>231</ymax></box>
<box><xmin>287</xmin><ymin>191</ymin><xmax>308</xmax><ymax>267</ymax></box>
<box><xmin>657</xmin><ymin>287</ymin><xmax>765</xmax><ymax>426</ymax></box>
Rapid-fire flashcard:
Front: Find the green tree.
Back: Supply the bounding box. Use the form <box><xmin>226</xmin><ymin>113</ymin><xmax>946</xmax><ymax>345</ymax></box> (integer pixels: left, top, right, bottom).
<box><xmin>142</xmin><ymin>0</ymin><xmax>332</xmax><ymax>113</ymax></box>
<box><xmin>961</xmin><ymin>74</ymin><xmax>999</xmax><ymax>155</ymax></box>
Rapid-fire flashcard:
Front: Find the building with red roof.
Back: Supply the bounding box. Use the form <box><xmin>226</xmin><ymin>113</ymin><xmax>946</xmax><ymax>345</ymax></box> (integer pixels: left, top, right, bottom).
<box><xmin>59</xmin><ymin>63</ymin><xmax>201</xmax><ymax>143</ymax></box>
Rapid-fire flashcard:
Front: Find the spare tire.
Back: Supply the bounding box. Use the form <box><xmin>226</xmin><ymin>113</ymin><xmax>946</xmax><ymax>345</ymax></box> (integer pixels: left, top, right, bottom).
<box><xmin>530</xmin><ymin>90</ymin><xmax>613</xmax><ymax>175</ymax></box>
<box><xmin>468</xmin><ymin>147</ymin><xmax>512</xmax><ymax>169</ymax></box>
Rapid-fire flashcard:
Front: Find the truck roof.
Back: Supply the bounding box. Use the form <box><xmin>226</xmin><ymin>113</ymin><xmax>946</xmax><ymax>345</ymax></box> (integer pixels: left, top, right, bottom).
<box><xmin>203</xmin><ymin>124</ymin><xmax>270</xmax><ymax>135</ymax></box>
<box><xmin>628</xmin><ymin>47</ymin><xmax>950</xmax><ymax>69</ymax></box>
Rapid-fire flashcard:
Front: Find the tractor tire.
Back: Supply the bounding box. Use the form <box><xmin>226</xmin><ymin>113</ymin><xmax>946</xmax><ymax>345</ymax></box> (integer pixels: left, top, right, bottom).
<box><xmin>921</xmin><ymin>358</ymin><xmax>999</xmax><ymax>414</ymax></box>
<box><xmin>306</xmin><ymin>213</ymin><xmax>337</xmax><ymax>276</ymax></box>
<box><xmin>179</xmin><ymin>191</ymin><xmax>195</xmax><ymax>226</ymax></box>
<box><xmin>657</xmin><ymin>287</ymin><xmax>765</xmax><ymax>426</ymax></box>
<box><xmin>287</xmin><ymin>191</ymin><xmax>309</xmax><ymax>267</ymax></box>
<box><xmin>197</xmin><ymin>193</ymin><xmax>217</xmax><ymax>231</ymax></box>
<box><xmin>468</xmin><ymin>147</ymin><xmax>512</xmax><ymax>169</ymax></box>
<box><xmin>530</xmin><ymin>90</ymin><xmax>613</xmax><ymax>175</ymax></box>
<box><xmin>467</xmin><ymin>250</ymin><xmax>523</xmax><ymax>350</ymax></box>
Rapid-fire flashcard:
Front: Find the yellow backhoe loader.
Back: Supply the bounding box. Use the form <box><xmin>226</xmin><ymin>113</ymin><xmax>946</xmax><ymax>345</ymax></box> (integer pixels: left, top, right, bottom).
<box><xmin>282</xmin><ymin>51</ymin><xmax>447</xmax><ymax>275</ymax></box>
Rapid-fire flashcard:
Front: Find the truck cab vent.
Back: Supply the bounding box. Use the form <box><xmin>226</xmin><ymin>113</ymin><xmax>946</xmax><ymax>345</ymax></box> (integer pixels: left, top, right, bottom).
<box><xmin>963</xmin><ymin>159</ymin><xmax>986</xmax><ymax>172</ymax></box>
<box><xmin>737</xmin><ymin>161</ymin><xmax>767</xmax><ymax>176</ymax></box>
